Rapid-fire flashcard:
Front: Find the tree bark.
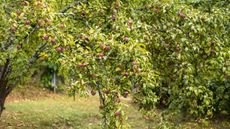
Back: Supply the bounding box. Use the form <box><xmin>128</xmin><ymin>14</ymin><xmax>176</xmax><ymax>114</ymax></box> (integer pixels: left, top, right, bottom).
<box><xmin>0</xmin><ymin>82</ymin><xmax>9</xmax><ymax>117</ymax></box>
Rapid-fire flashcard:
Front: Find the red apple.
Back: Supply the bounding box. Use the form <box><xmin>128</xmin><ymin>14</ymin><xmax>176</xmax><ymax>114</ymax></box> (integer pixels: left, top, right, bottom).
<box><xmin>115</xmin><ymin>111</ymin><xmax>121</xmax><ymax>117</ymax></box>
<box><xmin>123</xmin><ymin>91</ymin><xmax>129</xmax><ymax>98</ymax></box>
<box><xmin>25</xmin><ymin>20</ymin><xmax>30</xmax><ymax>26</ymax></box>
<box><xmin>51</xmin><ymin>38</ymin><xmax>56</xmax><ymax>45</ymax></box>
<box><xmin>124</xmin><ymin>36</ymin><xmax>129</xmax><ymax>42</ymax></box>
<box><xmin>104</xmin><ymin>45</ymin><xmax>111</xmax><ymax>51</ymax></box>
<box><xmin>78</xmin><ymin>62</ymin><xmax>88</xmax><ymax>67</ymax></box>
<box><xmin>123</xmin><ymin>72</ymin><xmax>129</xmax><ymax>77</ymax></box>
<box><xmin>98</xmin><ymin>53</ymin><xmax>104</xmax><ymax>59</ymax></box>
<box><xmin>43</xmin><ymin>34</ymin><xmax>49</xmax><ymax>41</ymax></box>
<box><xmin>17</xmin><ymin>45</ymin><xmax>22</xmax><ymax>50</ymax></box>
<box><xmin>55</xmin><ymin>47</ymin><xmax>63</xmax><ymax>53</ymax></box>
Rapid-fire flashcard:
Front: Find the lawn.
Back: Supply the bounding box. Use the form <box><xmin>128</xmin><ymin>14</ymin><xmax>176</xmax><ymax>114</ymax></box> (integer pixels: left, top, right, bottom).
<box><xmin>0</xmin><ymin>88</ymin><xmax>229</xmax><ymax>129</ymax></box>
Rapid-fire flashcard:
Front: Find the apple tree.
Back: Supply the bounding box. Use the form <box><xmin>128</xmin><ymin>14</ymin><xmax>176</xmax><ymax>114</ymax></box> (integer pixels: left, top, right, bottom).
<box><xmin>0</xmin><ymin>0</ymin><xmax>76</xmax><ymax>116</ymax></box>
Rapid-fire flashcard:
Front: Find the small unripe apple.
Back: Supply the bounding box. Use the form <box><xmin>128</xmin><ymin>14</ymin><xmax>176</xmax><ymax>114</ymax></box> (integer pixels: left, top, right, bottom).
<box><xmin>10</xmin><ymin>27</ymin><xmax>17</xmax><ymax>33</ymax></box>
<box><xmin>45</xmin><ymin>18</ymin><xmax>51</xmax><ymax>24</ymax></box>
<box><xmin>55</xmin><ymin>47</ymin><xmax>63</xmax><ymax>53</ymax></box>
<box><xmin>59</xmin><ymin>23</ymin><xmax>65</xmax><ymax>28</ymax></box>
<box><xmin>100</xmin><ymin>44</ymin><xmax>106</xmax><ymax>50</ymax></box>
<box><xmin>37</xmin><ymin>19</ymin><xmax>45</xmax><ymax>27</ymax></box>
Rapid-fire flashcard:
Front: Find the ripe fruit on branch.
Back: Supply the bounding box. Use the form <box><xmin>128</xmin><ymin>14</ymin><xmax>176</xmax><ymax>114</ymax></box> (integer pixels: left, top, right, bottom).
<box><xmin>103</xmin><ymin>89</ymin><xmax>110</xmax><ymax>95</ymax></box>
<box><xmin>104</xmin><ymin>45</ymin><xmax>111</xmax><ymax>51</ymax></box>
<box><xmin>127</xmin><ymin>20</ymin><xmax>133</xmax><ymax>28</ymax></box>
<box><xmin>16</xmin><ymin>10</ymin><xmax>21</xmax><ymax>16</ymax></box>
<box><xmin>51</xmin><ymin>38</ymin><xmax>56</xmax><ymax>45</ymax></box>
<box><xmin>123</xmin><ymin>72</ymin><xmax>129</xmax><ymax>77</ymax></box>
<box><xmin>10</xmin><ymin>27</ymin><xmax>17</xmax><ymax>33</ymax></box>
<box><xmin>115</xmin><ymin>110</ymin><xmax>121</xmax><ymax>117</ymax></box>
<box><xmin>98</xmin><ymin>53</ymin><xmax>104</xmax><ymax>59</ymax></box>
<box><xmin>21</xmin><ymin>1</ymin><xmax>29</xmax><ymax>6</ymax></box>
<box><xmin>132</xmin><ymin>61</ymin><xmax>138</xmax><ymax>65</ymax></box>
<box><xmin>45</xmin><ymin>18</ymin><xmax>51</xmax><ymax>25</ymax></box>
<box><xmin>25</xmin><ymin>20</ymin><xmax>30</xmax><ymax>26</ymax></box>
<box><xmin>55</xmin><ymin>47</ymin><xmax>63</xmax><ymax>53</ymax></box>
<box><xmin>17</xmin><ymin>45</ymin><xmax>22</xmax><ymax>50</ymax></box>
<box><xmin>78</xmin><ymin>62</ymin><xmax>88</xmax><ymax>67</ymax></box>
<box><xmin>178</xmin><ymin>11</ymin><xmax>186</xmax><ymax>19</ymax></box>
<box><xmin>59</xmin><ymin>23</ymin><xmax>65</xmax><ymax>28</ymax></box>
<box><xmin>111</xmin><ymin>14</ymin><xmax>116</xmax><ymax>21</ymax></box>
<box><xmin>123</xmin><ymin>91</ymin><xmax>129</xmax><ymax>98</ymax></box>
<box><xmin>37</xmin><ymin>19</ymin><xmax>45</xmax><ymax>27</ymax></box>
<box><xmin>42</xmin><ymin>34</ymin><xmax>49</xmax><ymax>41</ymax></box>
<box><xmin>100</xmin><ymin>44</ymin><xmax>106</xmax><ymax>50</ymax></box>
<box><xmin>124</xmin><ymin>36</ymin><xmax>129</xmax><ymax>42</ymax></box>
<box><xmin>91</xmin><ymin>90</ymin><xmax>96</xmax><ymax>96</ymax></box>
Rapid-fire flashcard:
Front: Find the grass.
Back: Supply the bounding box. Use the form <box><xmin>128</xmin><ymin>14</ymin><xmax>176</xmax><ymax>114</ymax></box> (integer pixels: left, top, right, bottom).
<box><xmin>0</xmin><ymin>87</ymin><xmax>229</xmax><ymax>129</ymax></box>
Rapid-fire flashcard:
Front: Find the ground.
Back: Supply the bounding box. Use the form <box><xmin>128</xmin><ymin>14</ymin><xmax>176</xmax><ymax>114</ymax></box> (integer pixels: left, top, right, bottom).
<box><xmin>0</xmin><ymin>86</ymin><xmax>229</xmax><ymax>129</ymax></box>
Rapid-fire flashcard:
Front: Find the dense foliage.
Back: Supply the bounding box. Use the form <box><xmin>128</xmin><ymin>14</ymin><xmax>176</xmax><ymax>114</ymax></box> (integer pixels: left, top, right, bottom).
<box><xmin>0</xmin><ymin>0</ymin><xmax>229</xmax><ymax>128</ymax></box>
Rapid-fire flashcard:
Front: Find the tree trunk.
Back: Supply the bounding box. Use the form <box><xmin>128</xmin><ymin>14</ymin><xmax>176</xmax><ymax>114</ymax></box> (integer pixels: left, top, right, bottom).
<box><xmin>0</xmin><ymin>85</ymin><xmax>8</xmax><ymax>117</ymax></box>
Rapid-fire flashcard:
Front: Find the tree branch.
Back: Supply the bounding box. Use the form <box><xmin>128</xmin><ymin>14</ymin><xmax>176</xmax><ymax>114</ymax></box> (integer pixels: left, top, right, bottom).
<box><xmin>60</xmin><ymin>0</ymin><xmax>87</xmax><ymax>13</ymax></box>
<box><xmin>28</xmin><ymin>43</ymin><xmax>47</xmax><ymax>65</ymax></box>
